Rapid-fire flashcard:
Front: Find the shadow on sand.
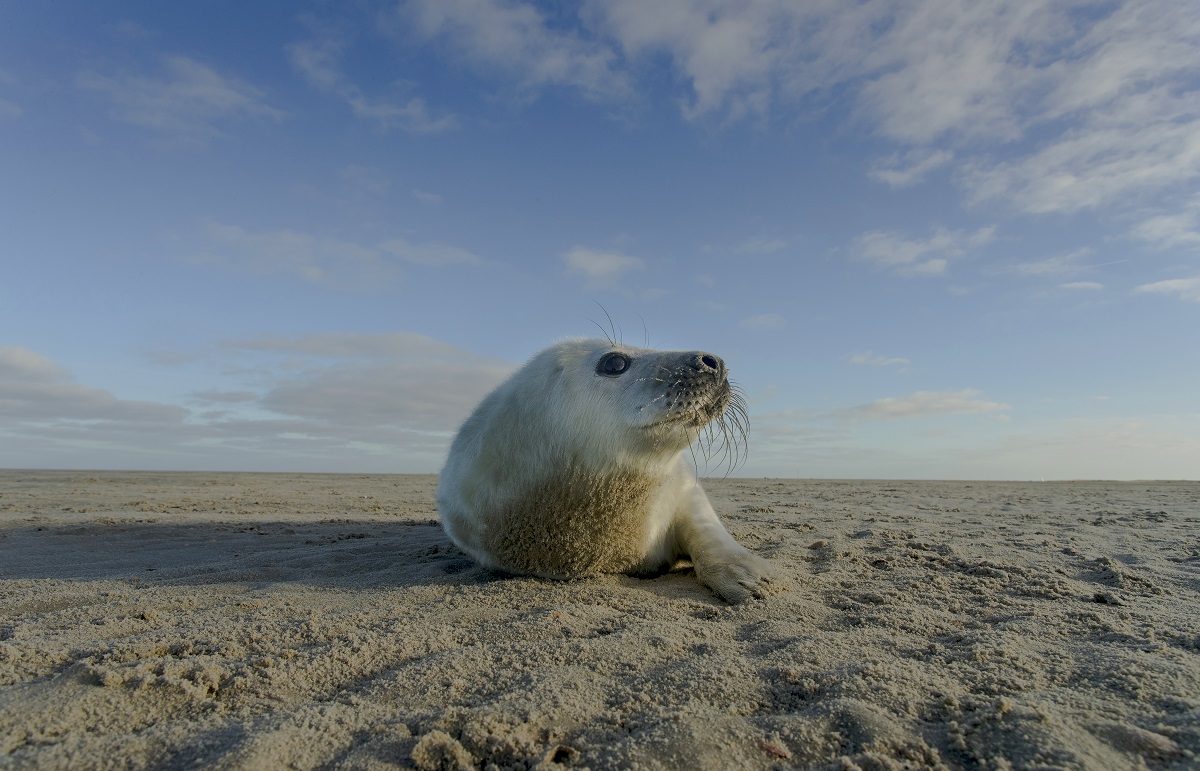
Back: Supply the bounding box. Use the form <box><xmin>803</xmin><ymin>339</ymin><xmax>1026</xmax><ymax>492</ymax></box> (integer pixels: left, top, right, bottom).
<box><xmin>0</xmin><ymin>518</ymin><xmax>490</xmax><ymax>590</ymax></box>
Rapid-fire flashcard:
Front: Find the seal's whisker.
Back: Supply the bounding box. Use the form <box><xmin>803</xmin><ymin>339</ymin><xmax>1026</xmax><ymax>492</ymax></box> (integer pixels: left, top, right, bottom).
<box><xmin>716</xmin><ymin>418</ymin><xmax>736</xmax><ymax>476</ymax></box>
<box><xmin>699</xmin><ymin>383</ymin><xmax>748</xmax><ymax>477</ymax></box>
<box><xmin>587</xmin><ymin>300</ymin><xmax>621</xmax><ymax>346</ymax></box>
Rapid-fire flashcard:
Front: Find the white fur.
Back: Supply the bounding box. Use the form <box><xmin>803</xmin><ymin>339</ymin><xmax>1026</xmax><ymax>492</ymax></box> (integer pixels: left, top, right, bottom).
<box><xmin>437</xmin><ymin>338</ymin><xmax>776</xmax><ymax>602</ymax></box>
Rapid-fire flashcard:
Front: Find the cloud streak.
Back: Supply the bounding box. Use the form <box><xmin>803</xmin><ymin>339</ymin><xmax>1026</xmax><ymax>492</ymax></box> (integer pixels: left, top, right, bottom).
<box><xmin>395</xmin><ymin>0</ymin><xmax>628</xmax><ymax>101</ymax></box>
<box><xmin>0</xmin><ymin>347</ymin><xmax>187</xmax><ymax>426</ymax></box>
<box><xmin>740</xmin><ymin>314</ymin><xmax>785</xmax><ymax>331</ymax></box>
<box><xmin>289</xmin><ymin>36</ymin><xmax>455</xmax><ymax>133</ymax></box>
<box><xmin>226</xmin><ymin>333</ymin><xmax>514</xmax><ymax>435</ymax></box>
<box><xmin>1000</xmin><ymin>248</ymin><xmax>1095</xmax><ymax>278</ymax></box>
<box><xmin>1133</xmin><ymin>196</ymin><xmax>1200</xmax><ymax>251</ymax></box>
<box><xmin>1</xmin><ymin>336</ymin><xmax>515</xmax><ymax>472</ymax></box>
<box><xmin>597</xmin><ymin>1</ymin><xmax>1200</xmax><ymax>219</ymax></box>
<box><xmin>1135</xmin><ymin>277</ymin><xmax>1200</xmax><ymax>303</ymax></box>
<box><xmin>77</xmin><ymin>56</ymin><xmax>283</xmax><ymax>143</ymax></box>
<box><xmin>379</xmin><ymin>238</ymin><xmax>481</xmax><ymax>267</ymax></box>
<box><xmin>832</xmin><ymin>389</ymin><xmax>1009</xmax><ymax>422</ymax></box>
<box><xmin>733</xmin><ymin>236</ymin><xmax>789</xmax><ymax>255</ymax></box>
<box><xmin>851</xmin><ymin>352</ymin><xmax>910</xmax><ymax>368</ymax></box>
<box><xmin>869</xmin><ymin>149</ymin><xmax>954</xmax><ymax>188</ymax></box>
<box><xmin>387</xmin><ymin>1</ymin><xmax>1200</xmax><ymax>241</ymax></box>
<box><xmin>184</xmin><ymin>222</ymin><xmax>479</xmax><ymax>289</ymax></box>
<box><xmin>562</xmin><ymin>246</ymin><xmax>644</xmax><ymax>288</ymax></box>
<box><xmin>852</xmin><ymin>226</ymin><xmax>995</xmax><ymax>276</ymax></box>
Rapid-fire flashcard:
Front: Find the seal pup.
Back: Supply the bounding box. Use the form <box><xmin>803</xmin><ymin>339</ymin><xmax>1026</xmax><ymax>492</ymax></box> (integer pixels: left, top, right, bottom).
<box><xmin>437</xmin><ymin>338</ymin><xmax>776</xmax><ymax>602</ymax></box>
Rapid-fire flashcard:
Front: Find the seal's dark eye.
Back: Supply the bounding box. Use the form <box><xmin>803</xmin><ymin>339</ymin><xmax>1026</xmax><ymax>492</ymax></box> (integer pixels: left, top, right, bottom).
<box><xmin>597</xmin><ymin>352</ymin><xmax>631</xmax><ymax>377</ymax></box>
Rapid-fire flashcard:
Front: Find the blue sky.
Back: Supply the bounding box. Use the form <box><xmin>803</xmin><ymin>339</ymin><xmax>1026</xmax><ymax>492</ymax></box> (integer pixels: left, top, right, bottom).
<box><xmin>2</xmin><ymin>0</ymin><xmax>1198</xmax><ymax>479</ymax></box>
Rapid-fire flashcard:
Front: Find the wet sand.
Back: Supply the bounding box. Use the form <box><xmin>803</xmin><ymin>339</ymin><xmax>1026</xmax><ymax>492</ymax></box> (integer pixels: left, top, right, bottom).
<box><xmin>1</xmin><ymin>470</ymin><xmax>1198</xmax><ymax>769</ymax></box>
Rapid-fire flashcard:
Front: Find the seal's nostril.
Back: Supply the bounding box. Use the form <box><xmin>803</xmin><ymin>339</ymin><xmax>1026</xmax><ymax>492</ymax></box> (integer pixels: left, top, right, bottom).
<box><xmin>688</xmin><ymin>352</ymin><xmax>725</xmax><ymax>373</ymax></box>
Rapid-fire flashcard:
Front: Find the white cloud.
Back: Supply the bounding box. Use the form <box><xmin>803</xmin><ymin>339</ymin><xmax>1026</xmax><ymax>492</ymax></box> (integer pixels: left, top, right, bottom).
<box><xmin>106</xmin><ymin>20</ymin><xmax>157</xmax><ymax>39</ymax></box>
<box><xmin>395</xmin><ymin>0</ymin><xmax>627</xmax><ymax>101</ymax></box>
<box><xmin>225</xmin><ymin>333</ymin><xmax>514</xmax><ymax>434</ymax></box>
<box><xmin>0</xmin><ymin>337</ymin><xmax>515</xmax><ymax>472</ymax></box>
<box><xmin>833</xmin><ymin>389</ymin><xmax>1009</xmax><ymax>422</ymax></box>
<box><xmin>1132</xmin><ymin>196</ymin><xmax>1200</xmax><ymax>250</ymax></box>
<box><xmin>851</xmin><ymin>2</ymin><xmax>1072</xmax><ymax>144</ymax></box>
<box><xmin>562</xmin><ymin>246</ymin><xmax>645</xmax><ymax>287</ymax></box>
<box><xmin>0</xmin><ymin>346</ymin><xmax>186</xmax><ymax>426</ymax></box>
<box><xmin>587</xmin><ymin>0</ymin><xmax>1097</xmax><ymax>143</ymax></box>
<box><xmin>824</xmin><ymin>2</ymin><xmax>1200</xmax><ymax>217</ymax></box>
<box><xmin>733</xmin><ymin>236</ymin><xmax>788</xmax><ymax>254</ymax></box>
<box><xmin>852</xmin><ymin>225</ymin><xmax>995</xmax><ymax>276</ymax></box>
<box><xmin>77</xmin><ymin>56</ymin><xmax>284</xmax><ymax>143</ymax></box>
<box><xmin>222</xmin><ymin>331</ymin><xmax>469</xmax><ymax>359</ymax></box>
<box><xmin>1135</xmin><ymin>276</ymin><xmax>1200</xmax><ymax>303</ymax></box>
<box><xmin>964</xmin><ymin>97</ymin><xmax>1200</xmax><ymax>214</ymax></box>
<box><xmin>596</xmin><ymin>0</ymin><xmax>839</xmax><ymax>122</ymax></box>
<box><xmin>960</xmin><ymin>417</ymin><xmax>1200</xmax><ymax>481</ymax></box>
<box><xmin>745</xmin><ymin>411</ymin><xmax>1200</xmax><ymax>480</ymax></box>
<box><xmin>340</xmin><ymin>165</ymin><xmax>390</xmax><ymax>196</ymax></box>
<box><xmin>869</xmin><ymin>149</ymin><xmax>954</xmax><ymax>188</ymax></box>
<box><xmin>1001</xmin><ymin>247</ymin><xmax>1093</xmax><ymax>277</ymax></box>
<box><xmin>0</xmin><ymin>97</ymin><xmax>20</xmax><ymax>119</ymax></box>
<box><xmin>191</xmin><ymin>390</ymin><xmax>258</xmax><ymax>403</ymax></box>
<box><xmin>389</xmin><ymin>2</ymin><xmax>1199</xmax><ymax>235</ymax></box>
<box><xmin>185</xmin><ymin>223</ymin><xmax>479</xmax><ymax>288</ymax></box>
<box><xmin>959</xmin><ymin>2</ymin><xmax>1200</xmax><ymax>214</ymax></box>
<box><xmin>1060</xmin><ymin>281</ymin><xmax>1104</xmax><ymax>291</ymax></box>
<box><xmin>289</xmin><ymin>36</ymin><xmax>455</xmax><ymax>133</ymax></box>
<box><xmin>740</xmin><ymin>313</ymin><xmax>785</xmax><ymax>331</ymax></box>
<box><xmin>192</xmin><ymin>222</ymin><xmax>395</xmax><ymax>289</ymax></box>
<box><xmin>413</xmin><ymin>189</ymin><xmax>443</xmax><ymax>204</ymax></box>
<box><xmin>850</xmin><ymin>351</ymin><xmax>910</xmax><ymax>368</ymax></box>
<box><xmin>379</xmin><ymin>238</ymin><xmax>480</xmax><ymax>266</ymax></box>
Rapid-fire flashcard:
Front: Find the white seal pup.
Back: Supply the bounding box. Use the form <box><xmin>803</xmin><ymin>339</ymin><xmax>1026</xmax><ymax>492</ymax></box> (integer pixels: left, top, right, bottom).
<box><xmin>437</xmin><ymin>338</ymin><xmax>776</xmax><ymax>602</ymax></box>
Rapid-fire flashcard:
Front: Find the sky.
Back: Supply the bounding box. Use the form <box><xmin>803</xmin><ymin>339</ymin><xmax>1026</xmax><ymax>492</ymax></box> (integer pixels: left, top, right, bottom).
<box><xmin>2</xmin><ymin>0</ymin><xmax>1199</xmax><ymax>480</ymax></box>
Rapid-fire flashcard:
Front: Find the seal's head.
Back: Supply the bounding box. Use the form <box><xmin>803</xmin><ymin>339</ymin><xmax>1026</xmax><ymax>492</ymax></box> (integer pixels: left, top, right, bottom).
<box><xmin>543</xmin><ymin>339</ymin><xmax>744</xmax><ymax>467</ymax></box>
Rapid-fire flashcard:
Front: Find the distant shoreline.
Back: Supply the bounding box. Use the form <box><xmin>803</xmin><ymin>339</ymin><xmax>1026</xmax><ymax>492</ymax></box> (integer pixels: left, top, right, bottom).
<box><xmin>1</xmin><ymin>468</ymin><xmax>1197</xmax><ymax>484</ymax></box>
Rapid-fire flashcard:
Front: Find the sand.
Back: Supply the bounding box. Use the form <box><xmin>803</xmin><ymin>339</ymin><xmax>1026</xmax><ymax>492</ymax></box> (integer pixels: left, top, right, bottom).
<box><xmin>1</xmin><ymin>470</ymin><xmax>1197</xmax><ymax>770</ymax></box>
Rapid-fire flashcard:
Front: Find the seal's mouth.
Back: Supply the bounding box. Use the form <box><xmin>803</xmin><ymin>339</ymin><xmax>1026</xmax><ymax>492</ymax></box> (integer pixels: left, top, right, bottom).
<box><xmin>645</xmin><ymin>412</ymin><xmax>709</xmax><ymax>430</ymax></box>
<box><xmin>640</xmin><ymin>382</ymin><xmax>747</xmax><ymax>474</ymax></box>
<box><xmin>634</xmin><ymin>356</ymin><xmax>748</xmax><ymax>473</ymax></box>
<box><xmin>644</xmin><ymin>382</ymin><xmax>730</xmax><ymax>430</ymax></box>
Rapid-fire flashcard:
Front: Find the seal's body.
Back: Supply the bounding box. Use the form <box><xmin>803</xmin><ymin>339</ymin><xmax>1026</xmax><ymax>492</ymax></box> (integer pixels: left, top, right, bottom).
<box><xmin>437</xmin><ymin>338</ymin><xmax>775</xmax><ymax>602</ymax></box>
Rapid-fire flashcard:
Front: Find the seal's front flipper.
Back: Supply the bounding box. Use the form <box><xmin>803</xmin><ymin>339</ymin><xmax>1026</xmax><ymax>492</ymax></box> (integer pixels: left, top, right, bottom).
<box><xmin>670</xmin><ymin>474</ymin><xmax>781</xmax><ymax>603</ymax></box>
<box><xmin>693</xmin><ymin>548</ymin><xmax>779</xmax><ymax>602</ymax></box>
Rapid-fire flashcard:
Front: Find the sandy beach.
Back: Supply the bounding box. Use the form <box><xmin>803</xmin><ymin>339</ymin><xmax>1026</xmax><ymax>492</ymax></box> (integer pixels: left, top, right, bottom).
<box><xmin>1</xmin><ymin>470</ymin><xmax>1197</xmax><ymax>770</ymax></box>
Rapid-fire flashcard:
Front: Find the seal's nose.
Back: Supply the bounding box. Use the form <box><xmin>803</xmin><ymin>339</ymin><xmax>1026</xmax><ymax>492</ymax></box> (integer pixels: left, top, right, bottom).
<box><xmin>691</xmin><ymin>352</ymin><xmax>725</xmax><ymax>376</ymax></box>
